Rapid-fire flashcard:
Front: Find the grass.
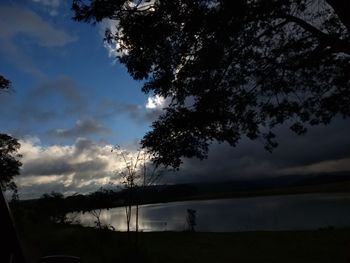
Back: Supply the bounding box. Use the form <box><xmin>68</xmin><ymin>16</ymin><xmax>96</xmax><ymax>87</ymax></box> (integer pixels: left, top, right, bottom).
<box><xmin>15</xmin><ymin>219</ymin><xmax>350</xmax><ymax>263</ymax></box>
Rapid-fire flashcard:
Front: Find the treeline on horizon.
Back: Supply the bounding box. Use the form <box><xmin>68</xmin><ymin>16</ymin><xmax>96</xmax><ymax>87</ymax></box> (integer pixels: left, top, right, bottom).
<box><xmin>14</xmin><ymin>184</ymin><xmax>199</xmax><ymax>221</ymax></box>
<box><xmin>13</xmin><ymin>171</ymin><xmax>350</xmax><ymax>224</ymax></box>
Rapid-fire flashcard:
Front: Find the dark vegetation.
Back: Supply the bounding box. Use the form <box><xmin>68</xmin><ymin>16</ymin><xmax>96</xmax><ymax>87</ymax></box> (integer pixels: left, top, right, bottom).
<box><xmin>14</xmin><ymin>219</ymin><xmax>350</xmax><ymax>263</ymax></box>
<box><xmin>0</xmin><ymin>75</ymin><xmax>23</xmax><ymax>262</ymax></box>
<box><xmin>0</xmin><ymin>75</ymin><xmax>22</xmax><ymax>196</ymax></box>
<box><xmin>73</xmin><ymin>0</ymin><xmax>350</xmax><ymax>168</ymax></box>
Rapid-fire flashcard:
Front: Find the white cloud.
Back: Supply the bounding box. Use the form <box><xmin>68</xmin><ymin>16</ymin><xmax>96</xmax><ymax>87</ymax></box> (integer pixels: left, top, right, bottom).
<box><xmin>15</xmin><ymin>137</ymin><xmax>141</xmax><ymax>199</ymax></box>
<box><xmin>101</xmin><ymin>19</ymin><xmax>120</xmax><ymax>58</ymax></box>
<box><xmin>17</xmin><ymin>175</ymin><xmax>64</xmax><ymax>187</ymax></box>
<box><xmin>145</xmin><ymin>95</ymin><xmax>166</xmax><ymax>110</ymax></box>
<box><xmin>100</xmin><ymin>18</ymin><xmax>131</xmax><ymax>61</ymax></box>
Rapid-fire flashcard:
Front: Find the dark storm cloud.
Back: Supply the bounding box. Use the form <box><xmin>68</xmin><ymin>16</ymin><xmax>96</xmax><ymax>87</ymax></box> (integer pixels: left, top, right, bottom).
<box><xmin>22</xmin><ymin>156</ymin><xmax>108</xmax><ymax>177</ymax></box>
<box><xmin>49</xmin><ymin>119</ymin><xmax>111</xmax><ymax>138</ymax></box>
<box><xmin>161</xmin><ymin>117</ymin><xmax>350</xmax><ymax>184</ymax></box>
<box><xmin>23</xmin><ymin>156</ymin><xmax>73</xmax><ymax>176</ymax></box>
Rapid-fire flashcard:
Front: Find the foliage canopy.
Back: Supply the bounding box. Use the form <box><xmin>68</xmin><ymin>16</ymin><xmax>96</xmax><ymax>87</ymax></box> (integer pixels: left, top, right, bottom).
<box><xmin>0</xmin><ymin>133</ymin><xmax>22</xmax><ymax>192</ymax></box>
<box><xmin>0</xmin><ymin>76</ymin><xmax>21</xmax><ymax>192</ymax></box>
<box><xmin>73</xmin><ymin>0</ymin><xmax>350</xmax><ymax>168</ymax></box>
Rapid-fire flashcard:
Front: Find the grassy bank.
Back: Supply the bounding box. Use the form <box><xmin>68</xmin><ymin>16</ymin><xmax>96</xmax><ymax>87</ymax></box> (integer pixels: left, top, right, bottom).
<box><xmin>16</xmin><ymin>220</ymin><xmax>350</xmax><ymax>263</ymax></box>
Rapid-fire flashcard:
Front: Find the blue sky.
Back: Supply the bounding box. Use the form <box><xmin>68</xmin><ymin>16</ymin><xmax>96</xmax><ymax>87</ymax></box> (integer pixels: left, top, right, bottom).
<box><xmin>0</xmin><ymin>0</ymin><xmax>167</xmax><ymax>198</ymax></box>
<box><xmin>1</xmin><ymin>0</ymin><xmax>350</xmax><ymax>199</ymax></box>
<box><xmin>0</xmin><ymin>0</ymin><xmax>155</xmax><ymax>147</ymax></box>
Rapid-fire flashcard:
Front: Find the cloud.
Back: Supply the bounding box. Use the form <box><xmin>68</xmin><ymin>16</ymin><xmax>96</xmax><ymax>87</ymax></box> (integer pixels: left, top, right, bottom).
<box><xmin>13</xmin><ymin>116</ymin><xmax>350</xmax><ymax>199</ymax></box>
<box><xmin>0</xmin><ymin>76</ymin><xmax>88</xmax><ymax>135</ymax></box>
<box><xmin>112</xmin><ymin>95</ymin><xmax>170</xmax><ymax>123</ymax></box>
<box><xmin>278</xmin><ymin>157</ymin><xmax>350</xmax><ymax>175</ymax></box>
<box><xmin>16</xmin><ymin>137</ymin><xmax>136</xmax><ymax>199</ymax></box>
<box><xmin>49</xmin><ymin>119</ymin><xmax>111</xmax><ymax>138</ymax></box>
<box><xmin>101</xmin><ymin>19</ymin><xmax>120</xmax><ymax>60</ymax></box>
<box><xmin>0</xmin><ymin>40</ymin><xmax>46</xmax><ymax>78</ymax></box>
<box><xmin>0</xmin><ymin>5</ymin><xmax>76</xmax><ymax>47</ymax></box>
<box><xmin>0</xmin><ymin>5</ymin><xmax>77</xmax><ymax>76</ymax></box>
<box><xmin>32</xmin><ymin>0</ymin><xmax>61</xmax><ymax>16</ymax></box>
<box><xmin>161</xmin><ymin>118</ymin><xmax>350</xmax><ymax>184</ymax></box>
<box><xmin>93</xmin><ymin>95</ymin><xmax>167</xmax><ymax>125</ymax></box>
<box><xmin>5</xmin><ymin>96</ymin><xmax>349</xmax><ymax>199</ymax></box>
<box><xmin>28</xmin><ymin>77</ymin><xmax>86</xmax><ymax>115</ymax></box>
<box><xmin>116</xmin><ymin>103</ymin><xmax>163</xmax><ymax>123</ymax></box>
<box><xmin>145</xmin><ymin>95</ymin><xmax>166</xmax><ymax>109</ymax></box>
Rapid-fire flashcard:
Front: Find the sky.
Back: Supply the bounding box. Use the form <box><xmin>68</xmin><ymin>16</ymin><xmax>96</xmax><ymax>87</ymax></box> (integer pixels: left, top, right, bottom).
<box><xmin>1</xmin><ymin>0</ymin><xmax>350</xmax><ymax>199</ymax></box>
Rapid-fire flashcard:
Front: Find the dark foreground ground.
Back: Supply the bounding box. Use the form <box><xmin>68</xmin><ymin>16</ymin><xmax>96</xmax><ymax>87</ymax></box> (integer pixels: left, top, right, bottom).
<box><xmin>16</xmin><ymin>220</ymin><xmax>350</xmax><ymax>263</ymax></box>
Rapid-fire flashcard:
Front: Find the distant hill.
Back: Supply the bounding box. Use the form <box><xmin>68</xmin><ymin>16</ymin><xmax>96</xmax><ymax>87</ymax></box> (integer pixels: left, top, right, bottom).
<box><xmin>18</xmin><ymin>171</ymin><xmax>350</xmax><ymax>212</ymax></box>
<box><xmin>190</xmin><ymin>171</ymin><xmax>350</xmax><ymax>194</ymax></box>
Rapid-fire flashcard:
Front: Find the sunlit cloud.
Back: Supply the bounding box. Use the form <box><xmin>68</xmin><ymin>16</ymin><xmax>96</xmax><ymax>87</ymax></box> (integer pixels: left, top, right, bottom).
<box><xmin>15</xmin><ymin>137</ymin><xmax>141</xmax><ymax>198</ymax></box>
<box><xmin>145</xmin><ymin>95</ymin><xmax>166</xmax><ymax>110</ymax></box>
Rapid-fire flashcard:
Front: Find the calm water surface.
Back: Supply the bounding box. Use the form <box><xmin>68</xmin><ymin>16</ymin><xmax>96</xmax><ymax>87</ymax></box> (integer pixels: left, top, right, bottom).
<box><xmin>70</xmin><ymin>193</ymin><xmax>350</xmax><ymax>232</ymax></box>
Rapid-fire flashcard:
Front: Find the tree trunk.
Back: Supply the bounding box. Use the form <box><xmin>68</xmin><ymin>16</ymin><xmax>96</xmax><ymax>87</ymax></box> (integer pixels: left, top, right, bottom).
<box><xmin>135</xmin><ymin>204</ymin><xmax>139</xmax><ymax>249</ymax></box>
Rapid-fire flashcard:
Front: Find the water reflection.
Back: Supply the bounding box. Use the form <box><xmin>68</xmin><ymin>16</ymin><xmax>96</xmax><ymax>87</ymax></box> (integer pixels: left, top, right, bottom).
<box><xmin>69</xmin><ymin>193</ymin><xmax>350</xmax><ymax>232</ymax></box>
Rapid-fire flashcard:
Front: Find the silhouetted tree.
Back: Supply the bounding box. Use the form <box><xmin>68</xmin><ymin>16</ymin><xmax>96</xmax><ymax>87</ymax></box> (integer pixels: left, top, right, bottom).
<box><xmin>0</xmin><ymin>75</ymin><xmax>11</xmax><ymax>91</ymax></box>
<box><xmin>0</xmin><ymin>134</ymin><xmax>21</xmax><ymax>193</ymax></box>
<box><xmin>73</xmin><ymin>0</ymin><xmax>350</xmax><ymax>168</ymax></box>
<box><xmin>113</xmin><ymin>146</ymin><xmax>163</xmax><ymax>246</ymax></box>
<box><xmin>38</xmin><ymin>191</ymin><xmax>67</xmax><ymax>223</ymax></box>
<box><xmin>0</xmin><ymin>75</ymin><xmax>22</xmax><ymax>195</ymax></box>
<box><xmin>89</xmin><ymin>208</ymin><xmax>103</xmax><ymax>229</ymax></box>
<box><xmin>86</xmin><ymin>188</ymin><xmax>115</xmax><ymax>230</ymax></box>
<box><xmin>0</xmin><ymin>76</ymin><xmax>25</xmax><ymax>263</ymax></box>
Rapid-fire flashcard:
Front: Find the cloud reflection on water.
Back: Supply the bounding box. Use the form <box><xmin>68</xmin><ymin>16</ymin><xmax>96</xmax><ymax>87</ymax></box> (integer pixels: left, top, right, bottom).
<box><xmin>70</xmin><ymin>193</ymin><xmax>350</xmax><ymax>232</ymax></box>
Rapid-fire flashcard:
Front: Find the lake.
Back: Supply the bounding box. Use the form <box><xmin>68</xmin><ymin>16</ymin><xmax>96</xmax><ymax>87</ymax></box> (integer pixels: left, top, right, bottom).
<box><xmin>69</xmin><ymin>193</ymin><xmax>350</xmax><ymax>232</ymax></box>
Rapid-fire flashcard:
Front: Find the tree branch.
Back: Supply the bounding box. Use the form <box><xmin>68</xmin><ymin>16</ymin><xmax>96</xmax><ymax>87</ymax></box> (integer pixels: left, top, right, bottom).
<box><xmin>280</xmin><ymin>14</ymin><xmax>350</xmax><ymax>55</ymax></box>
